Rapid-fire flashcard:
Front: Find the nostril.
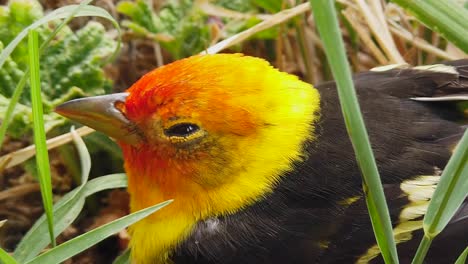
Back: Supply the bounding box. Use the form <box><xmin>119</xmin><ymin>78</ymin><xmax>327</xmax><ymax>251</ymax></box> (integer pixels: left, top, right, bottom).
<box><xmin>114</xmin><ymin>100</ymin><xmax>127</xmax><ymax>115</ymax></box>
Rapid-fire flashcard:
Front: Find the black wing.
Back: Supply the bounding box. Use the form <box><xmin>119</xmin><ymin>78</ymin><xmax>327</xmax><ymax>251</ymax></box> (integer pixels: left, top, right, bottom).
<box><xmin>171</xmin><ymin>60</ymin><xmax>468</xmax><ymax>264</ymax></box>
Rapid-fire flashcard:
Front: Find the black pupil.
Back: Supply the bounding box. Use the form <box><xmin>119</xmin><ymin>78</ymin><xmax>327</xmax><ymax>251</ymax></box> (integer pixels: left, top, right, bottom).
<box><xmin>165</xmin><ymin>123</ymin><xmax>199</xmax><ymax>137</ymax></box>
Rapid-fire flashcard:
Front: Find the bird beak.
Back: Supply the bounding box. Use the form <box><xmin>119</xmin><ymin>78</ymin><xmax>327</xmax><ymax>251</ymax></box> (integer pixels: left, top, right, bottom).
<box><xmin>55</xmin><ymin>93</ymin><xmax>142</xmax><ymax>145</ymax></box>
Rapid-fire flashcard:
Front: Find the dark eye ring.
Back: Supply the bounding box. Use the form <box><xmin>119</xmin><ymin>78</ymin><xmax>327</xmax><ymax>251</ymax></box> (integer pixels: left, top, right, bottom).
<box><xmin>164</xmin><ymin>123</ymin><xmax>200</xmax><ymax>137</ymax></box>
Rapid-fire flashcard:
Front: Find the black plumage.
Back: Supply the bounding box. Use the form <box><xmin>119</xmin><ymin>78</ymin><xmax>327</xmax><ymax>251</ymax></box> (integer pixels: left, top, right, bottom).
<box><xmin>171</xmin><ymin>61</ymin><xmax>468</xmax><ymax>264</ymax></box>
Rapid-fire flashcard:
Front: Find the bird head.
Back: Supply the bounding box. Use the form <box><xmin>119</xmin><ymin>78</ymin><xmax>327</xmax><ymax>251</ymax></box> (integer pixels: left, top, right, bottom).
<box><xmin>56</xmin><ymin>53</ymin><xmax>320</xmax><ymax>262</ymax></box>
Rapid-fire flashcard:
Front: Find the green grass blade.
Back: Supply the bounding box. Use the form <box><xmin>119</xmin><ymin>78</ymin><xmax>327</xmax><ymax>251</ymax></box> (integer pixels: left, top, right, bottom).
<box><xmin>424</xmin><ymin>129</ymin><xmax>468</xmax><ymax>234</ymax></box>
<box><xmin>113</xmin><ymin>248</ymin><xmax>130</xmax><ymax>264</ymax></box>
<box><xmin>412</xmin><ymin>129</ymin><xmax>468</xmax><ymax>263</ymax></box>
<box><xmin>391</xmin><ymin>0</ymin><xmax>468</xmax><ymax>54</ymax></box>
<box><xmin>0</xmin><ymin>247</ymin><xmax>18</xmax><ymax>264</ymax></box>
<box><xmin>14</xmin><ymin>129</ymin><xmax>123</xmax><ymax>262</ymax></box>
<box><xmin>13</xmin><ymin>173</ymin><xmax>127</xmax><ymax>262</ymax></box>
<box><xmin>72</xmin><ymin>127</ymin><xmax>91</xmax><ymax>184</ymax></box>
<box><xmin>25</xmin><ymin>200</ymin><xmax>173</xmax><ymax>264</ymax></box>
<box><xmin>411</xmin><ymin>235</ymin><xmax>432</xmax><ymax>264</ymax></box>
<box><xmin>82</xmin><ymin>173</ymin><xmax>128</xmax><ymax>196</ymax></box>
<box><xmin>454</xmin><ymin>247</ymin><xmax>468</xmax><ymax>264</ymax></box>
<box><xmin>28</xmin><ymin>29</ymin><xmax>55</xmax><ymax>247</ymax></box>
<box><xmin>0</xmin><ymin>2</ymin><xmax>121</xmax><ymax>149</ymax></box>
<box><xmin>308</xmin><ymin>1</ymin><xmax>399</xmax><ymax>263</ymax></box>
<box><xmin>0</xmin><ymin>70</ymin><xmax>28</xmax><ymax>150</ymax></box>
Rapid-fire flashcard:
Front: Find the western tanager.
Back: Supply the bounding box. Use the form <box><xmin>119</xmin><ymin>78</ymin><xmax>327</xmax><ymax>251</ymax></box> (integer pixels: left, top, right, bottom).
<box><xmin>56</xmin><ymin>54</ymin><xmax>468</xmax><ymax>264</ymax></box>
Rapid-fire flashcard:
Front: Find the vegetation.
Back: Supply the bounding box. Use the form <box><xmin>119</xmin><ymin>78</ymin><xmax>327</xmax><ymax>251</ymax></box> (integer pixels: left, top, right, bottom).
<box><xmin>0</xmin><ymin>0</ymin><xmax>466</xmax><ymax>263</ymax></box>
<box><xmin>0</xmin><ymin>0</ymin><xmax>117</xmax><ymax>139</ymax></box>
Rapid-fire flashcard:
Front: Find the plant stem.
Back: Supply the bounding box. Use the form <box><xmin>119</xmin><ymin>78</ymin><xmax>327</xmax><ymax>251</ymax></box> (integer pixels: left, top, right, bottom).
<box><xmin>411</xmin><ymin>235</ymin><xmax>433</xmax><ymax>264</ymax></box>
<box><xmin>308</xmin><ymin>0</ymin><xmax>399</xmax><ymax>263</ymax></box>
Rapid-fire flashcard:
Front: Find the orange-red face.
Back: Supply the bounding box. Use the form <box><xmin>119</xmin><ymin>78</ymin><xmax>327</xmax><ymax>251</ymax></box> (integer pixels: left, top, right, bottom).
<box><xmin>119</xmin><ymin>54</ymin><xmax>276</xmax><ymax>191</ymax></box>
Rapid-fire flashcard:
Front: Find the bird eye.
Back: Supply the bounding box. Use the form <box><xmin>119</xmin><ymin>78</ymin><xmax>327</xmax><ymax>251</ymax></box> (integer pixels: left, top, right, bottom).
<box><xmin>164</xmin><ymin>123</ymin><xmax>200</xmax><ymax>137</ymax></box>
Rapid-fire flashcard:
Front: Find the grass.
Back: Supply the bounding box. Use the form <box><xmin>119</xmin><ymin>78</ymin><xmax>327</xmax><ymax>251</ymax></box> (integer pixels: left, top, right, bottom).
<box><xmin>413</xmin><ymin>129</ymin><xmax>468</xmax><ymax>263</ymax></box>
<box><xmin>455</xmin><ymin>247</ymin><xmax>468</xmax><ymax>264</ymax></box>
<box><xmin>309</xmin><ymin>1</ymin><xmax>468</xmax><ymax>263</ymax></box>
<box><xmin>0</xmin><ymin>0</ymin><xmax>467</xmax><ymax>263</ymax></box>
<box><xmin>28</xmin><ymin>28</ymin><xmax>56</xmax><ymax>247</ymax></box>
<box><xmin>25</xmin><ymin>200</ymin><xmax>172</xmax><ymax>264</ymax></box>
<box><xmin>309</xmin><ymin>1</ymin><xmax>398</xmax><ymax>263</ymax></box>
<box><xmin>0</xmin><ymin>0</ymin><xmax>121</xmax><ymax>148</ymax></box>
<box><xmin>0</xmin><ymin>1</ymin><xmax>163</xmax><ymax>263</ymax></box>
<box><xmin>392</xmin><ymin>0</ymin><xmax>468</xmax><ymax>54</ymax></box>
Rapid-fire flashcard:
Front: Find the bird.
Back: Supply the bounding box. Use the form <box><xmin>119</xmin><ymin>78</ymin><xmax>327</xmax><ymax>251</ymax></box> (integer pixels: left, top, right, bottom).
<box><xmin>55</xmin><ymin>54</ymin><xmax>468</xmax><ymax>264</ymax></box>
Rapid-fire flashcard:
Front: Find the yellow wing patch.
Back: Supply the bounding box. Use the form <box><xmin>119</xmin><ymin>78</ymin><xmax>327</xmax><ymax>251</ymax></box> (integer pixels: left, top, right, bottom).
<box><xmin>356</xmin><ymin>175</ymin><xmax>440</xmax><ymax>264</ymax></box>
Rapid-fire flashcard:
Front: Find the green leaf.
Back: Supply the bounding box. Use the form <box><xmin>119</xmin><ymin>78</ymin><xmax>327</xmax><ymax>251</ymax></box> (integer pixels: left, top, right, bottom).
<box><xmin>39</xmin><ymin>21</ymin><xmax>116</xmax><ymax>103</ymax></box>
<box><xmin>391</xmin><ymin>0</ymin><xmax>468</xmax><ymax>54</ymax></box>
<box><xmin>113</xmin><ymin>248</ymin><xmax>130</xmax><ymax>264</ymax></box>
<box><xmin>0</xmin><ymin>247</ymin><xmax>18</xmax><ymax>264</ymax></box>
<box><xmin>0</xmin><ymin>0</ymin><xmax>120</xmax><ymax>148</ymax></box>
<box><xmin>0</xmin><ymin>0</ymin><xmax>118</xmax><ymax>105</ymax></box>
<box><xmin>455</xmin><ymin>247</ymin><xmax>468</xmax><ymax>264</ymax></box>
<box><xmin>0</xmin><ymin>0</ymin><xmax>43</xmax><ymax>68</ymax></box>
<box><xmin>29</xmin><ymin>28</ymin><xmax>55</xmax><ymax>247</ymax></box>
<box><xmin>308</xmin><ymin>1</ymin><xmax>399</xmax><ymax>263</ymax></box>
<box><xmin>412</xmin><ymin>129</ymin><xmax>468</xmax><ymax>263</ymax></box>
<box><xmin>0</xmin><ymin>94</ymin><xmax>65</xmax><ymax>138</ymax></box>
<box><xmin>252</xmin><ymin>0</ymin><xmax>284</xmax><ymax>13</ymax></box>
<box><xmin>25</xmin><ymin>200</ymin><xmax>172</xmax><ymax>264</ymax></box>
<box><xmin>72</xmin><ymin>126</ymin><xmax>91</xmax><ymax>186</ymax></box>
<box><xmin>0</xmin><ymin>42</ymin><xmax>24</xmax><ymax>98</ymax></box>
<box><xmin>116</xmin><ymin>0</ymin><xmax>157</xmax><ymax>33</ymax></box>
<box><xmin>14</xmin><ymin>173</ymin><xmax>128</xmax><ymax>262</ymax></box>
<box><xmin>14</xmin><ymin>131</ymin><xmax>128</xmax><ymax>264</ymax></box>
<box><xmin>117</xmin><ymin>0</ymin><xmax>210</xmax><ymax>59</ymax></box>
<box><xmin>14</xmin><ymin>129</ymin><xmax>123</xmax><ymax>262</ymax></box>
<box><xmin>214</xmin><ymin>0</ymin><xmax>254</xmax><ymax>13</ymax></box>
<box><xmin>424</xmin><ymin>129</ymin><xmax>468</xmax><ymax>234</ymax></box>
<box><xmin>0</xmin><ymin>4</ymin><xmax>119</xmax><ymax>70</ymax></box>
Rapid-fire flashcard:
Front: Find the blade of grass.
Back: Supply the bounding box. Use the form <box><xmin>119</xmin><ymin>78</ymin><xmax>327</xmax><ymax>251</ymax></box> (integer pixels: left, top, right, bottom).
<box><xmin>14</xmin><ymin>127</ymin><xmax>125</xmax><ymax>262</ymax></box>
<box><xmin>308</xmin><ymin>1</ymin><xmax>399</xmax><ymax>263</ymax></box>
<box><xmin>72</xmin><ymin>127</ymin><xmax>91</xmax><ymax>184</ymax></box>
<box><xmin>0</xmin><ymin>247</ymin><xmax>18</xmax><ymax>264</ymax></box>
<box><xmin>0</xmin><ymin>70</ymin><xmax>29</xmax><ymax>150</ymax></box>
<box><xmin>25</xmin><ymin>200</ymin><xmax>173</xmax><ymax>264</ymax></box>
<box><xmin>113</xmin><ymin>248</ymin><xmax>130</xmax><ymax>264</ymax></box>
<box><xmin>412</xmin><ymin>129</ymin><xmax>468</xmax><ymax>264</ymax></box>
<box><xmin>391</xmin><ymin>0</ymin><xmax>468</xmax><ymax>54</ymax></box>
<box><xmin>28</xmin><ymin>29</ymin><xmax>55</xmax><ymax>247</ymax></box>
<box><xmin>424</xmin><ymin>130</ymin><xmax>468</xmax><ymax>231</ymax></box>
<box><xmin>14</xmin><ymin>173</ymin><xmax>128</xmax><ymax>262</ymax></box>
<box><xmin>0</xmin><ymin>3</ymin><xmax>120</xmax><ymax>149</ymax></box>
<box><xmin>412</xmin><ymin>236</ymin><xmax>432</xmax><ymax>264</ymax></box>
<box><xmin>454</xmin><ymin>247</ymin><xmax>468</xmax><ymax>264</ymax></box>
